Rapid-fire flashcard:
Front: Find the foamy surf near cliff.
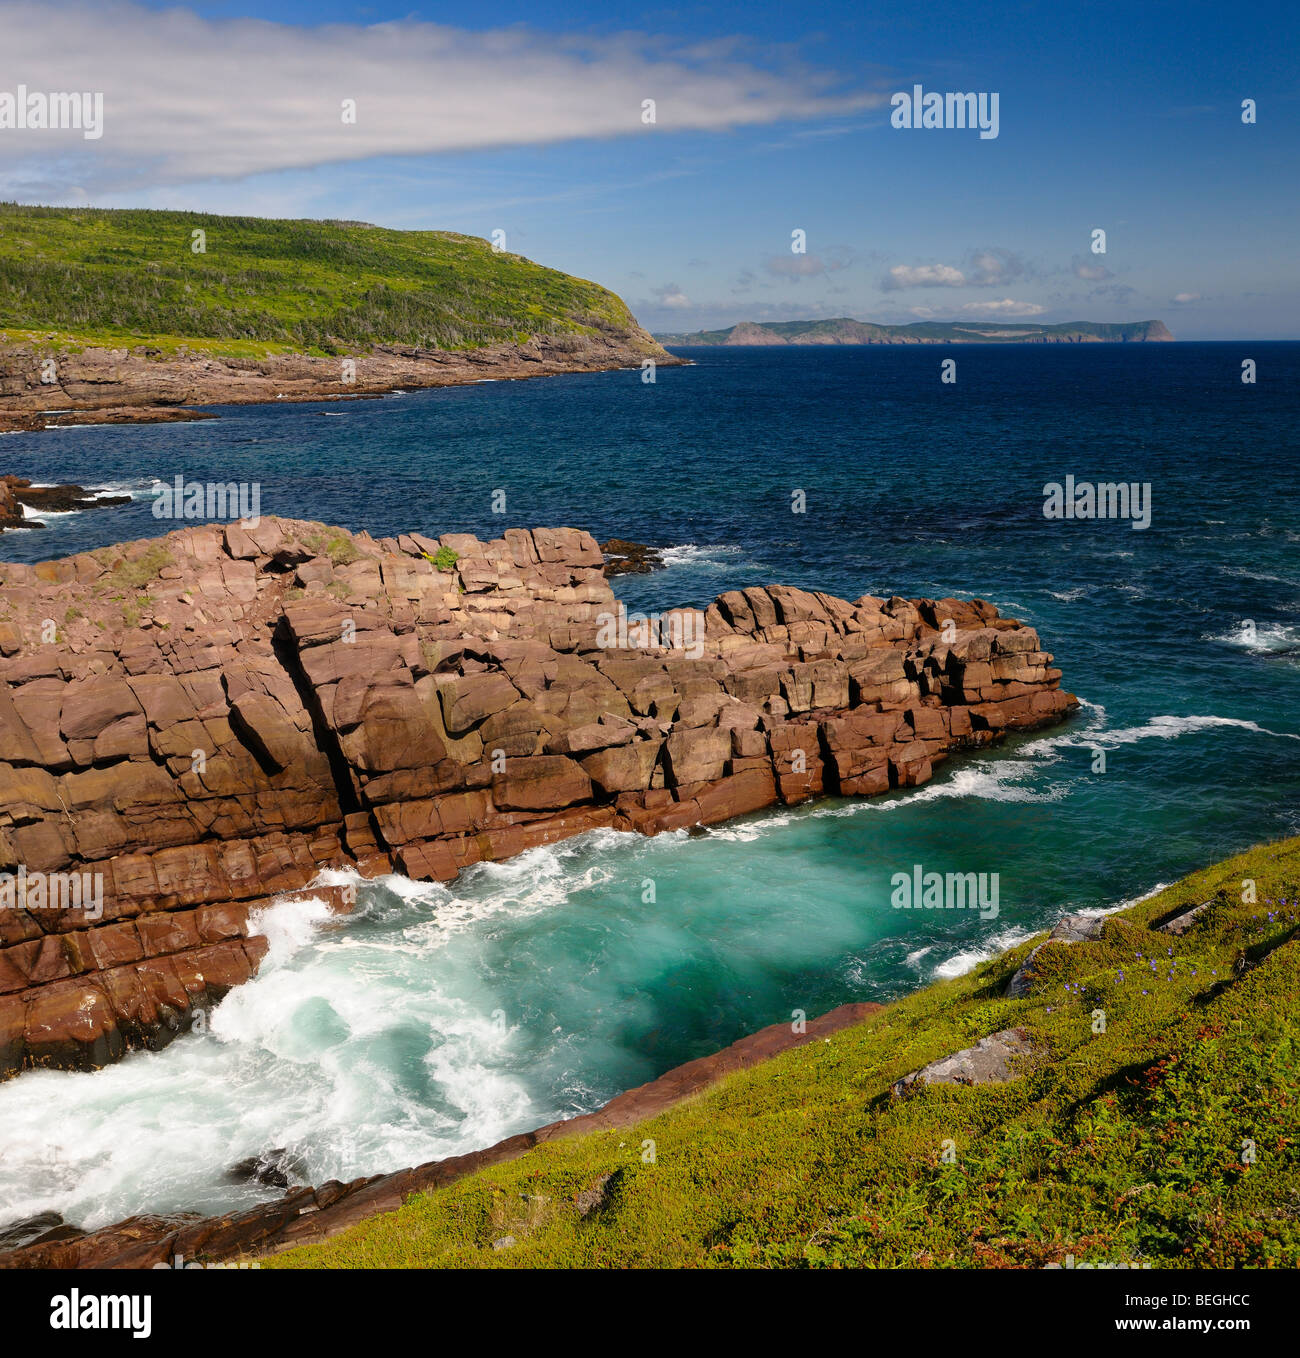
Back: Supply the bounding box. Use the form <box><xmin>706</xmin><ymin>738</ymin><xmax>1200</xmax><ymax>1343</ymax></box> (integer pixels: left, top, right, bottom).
<box><xmin>1</xmin><ymin>699</ymin><xmax>1295</xmax><ymax>1234</ymax></box>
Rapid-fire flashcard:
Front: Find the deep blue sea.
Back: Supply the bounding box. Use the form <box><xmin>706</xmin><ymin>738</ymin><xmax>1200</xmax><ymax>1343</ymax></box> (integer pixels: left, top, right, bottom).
<box><xmin>2</xmin><ymin>342</ymin><xmax>1298</xmax><ymax>1227</ymax></box>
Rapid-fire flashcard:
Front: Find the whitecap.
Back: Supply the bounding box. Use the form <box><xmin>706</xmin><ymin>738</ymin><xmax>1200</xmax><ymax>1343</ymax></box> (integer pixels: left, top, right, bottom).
<box><xmin>932</xmin><ymin>926</ymin><xmax>1037</xmax><ymax>979</ymax></box>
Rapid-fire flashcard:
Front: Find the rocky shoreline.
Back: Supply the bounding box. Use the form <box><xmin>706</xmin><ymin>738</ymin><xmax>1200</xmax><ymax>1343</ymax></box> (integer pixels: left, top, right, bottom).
<box><xmin>0</xmin><ymin>328</ymin><xmax>682</xmax><ymax>433</ymax></box>
<box><xmin>0</xmin><ymin>514</ymin><xmax>1076</xmax><ymax>1081</ymax></box>
<box><xmin>0</xmin><ymin>507</ymin><xmax>1080</xmax><ymax>1266</ymax></box>
<box><xmin>0</xmin><ymin>476</ymin><xmax>133</xmax><ymax>532</ymax></box>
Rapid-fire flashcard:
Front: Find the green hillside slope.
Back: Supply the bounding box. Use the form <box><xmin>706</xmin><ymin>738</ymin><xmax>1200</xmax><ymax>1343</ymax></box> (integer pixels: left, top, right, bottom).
<box><xmin>268</xmin><ymin>837</ymin><xmax>1298</xmax><ymax>1270</ymax></box>
<box><xmin>0</xmin><ymin>204</ymin><xmax>644</xmax><ymax>355</ymax></box>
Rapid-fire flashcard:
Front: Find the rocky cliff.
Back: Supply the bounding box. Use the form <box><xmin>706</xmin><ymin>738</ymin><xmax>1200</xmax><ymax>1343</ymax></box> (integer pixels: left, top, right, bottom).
<box><xmin>0</xmin><ymin>517</ymin><xmax>1076</xmax><ymax>1079</ymax></box>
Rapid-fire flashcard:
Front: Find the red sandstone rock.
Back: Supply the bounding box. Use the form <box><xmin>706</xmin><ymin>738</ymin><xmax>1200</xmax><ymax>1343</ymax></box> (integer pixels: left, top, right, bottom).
<box><xmin>0</xmin><ymin>516</ymin><xmax>1077</xmax><ymax>1079</ymax></box>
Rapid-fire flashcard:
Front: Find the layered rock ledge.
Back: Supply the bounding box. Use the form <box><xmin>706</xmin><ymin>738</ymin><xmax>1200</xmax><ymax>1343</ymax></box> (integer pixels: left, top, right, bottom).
<box><xmin>0</xmin><ymin>517</ymin><xmax>1076</xmax><ymax>1077</ymax></box>
<box><xmin>0</xmin><ymin>329</ymin><xmax>681</xmax><ymax>433</ymax></box>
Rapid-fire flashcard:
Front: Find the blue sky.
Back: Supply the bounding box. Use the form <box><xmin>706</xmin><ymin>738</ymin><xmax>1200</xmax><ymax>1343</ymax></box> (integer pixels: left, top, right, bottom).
<box><xmin>2</xmin><ymin>0</ymin><xmax>1296</xmax><ymax>337</ymax></box>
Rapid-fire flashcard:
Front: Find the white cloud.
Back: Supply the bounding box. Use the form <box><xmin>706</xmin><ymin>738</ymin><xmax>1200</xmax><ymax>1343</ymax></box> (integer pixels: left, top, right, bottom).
<box><xmin>881</xmin><ymin>250</ymin><xmax>1025</xmax><ymax>292</ymax></box>
<box><xmin>0</xmin><ymin>0</ymin><xmax>877</xmax><ymax>193</ymax></box>
<box><xmin>882</xmin><ymin>263</ymin><xmax>967</xmax><ymax>290</ymax></box>
<box><xmin>1171</xmin><ymin>292</ymin><xmax>1201</xmax><ymax>303</ymax></box>
<box><xmin>957</xmin><ymin>298</ymin><xmax>1046</xmax><ymax>317</ymax></box>
<box><xmin>653</xmin><ymin>283</ymin><xmax>692</xmax><ymax>308</ymax></box>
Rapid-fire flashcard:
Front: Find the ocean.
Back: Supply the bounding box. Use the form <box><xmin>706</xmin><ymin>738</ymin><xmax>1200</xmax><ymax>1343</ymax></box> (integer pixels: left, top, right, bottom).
<box><xmin>1</xmin><ymin>341</ymin><xmax>1298</xmax><ymax>1229</ymax></box>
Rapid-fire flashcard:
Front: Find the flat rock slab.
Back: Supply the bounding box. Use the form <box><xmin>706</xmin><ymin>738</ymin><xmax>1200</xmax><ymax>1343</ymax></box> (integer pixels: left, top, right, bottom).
<box><xmin>1158</xmin><ymin>901</ymin><xmax>1211</xmax><ymax>936</ymax></box>
<box><xmin>892</xmin><ymin>1026</ymin><xmax>1035</xmax><ymax>1096</ymax></box>
<box><xmin>1005</xmin><ymin>913</ymin><xmax>1106</xmax><ymax>997</ymax></box>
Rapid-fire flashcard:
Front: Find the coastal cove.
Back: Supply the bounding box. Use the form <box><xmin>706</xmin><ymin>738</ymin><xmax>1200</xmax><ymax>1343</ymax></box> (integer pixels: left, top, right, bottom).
<box><xmin>0</xmin><ymin>342</ymin><xmax>1298</xmax><ymax>1241</ymax></box>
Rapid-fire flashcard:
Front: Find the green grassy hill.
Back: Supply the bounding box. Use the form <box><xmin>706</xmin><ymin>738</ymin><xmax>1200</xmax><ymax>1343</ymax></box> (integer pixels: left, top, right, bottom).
<box><xmin>268</xmin><ymin>837</ymin><xmax>1299</xmax><ymax>1269</ymax></box>
<box><xmin>0</xmin><ymin>204</ymin><xmax>644</xmax><ymax>356</ymax></box>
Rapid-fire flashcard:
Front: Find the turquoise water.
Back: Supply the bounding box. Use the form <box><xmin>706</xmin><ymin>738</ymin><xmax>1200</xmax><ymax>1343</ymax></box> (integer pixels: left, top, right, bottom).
<box><xmin>1</xmin><ymin>343</ymin><xmax>1297</xmax><ymax>1228</ymax></box>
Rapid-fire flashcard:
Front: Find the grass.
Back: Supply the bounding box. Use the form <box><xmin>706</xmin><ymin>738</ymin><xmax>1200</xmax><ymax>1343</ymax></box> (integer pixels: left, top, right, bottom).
<box><xmin>424</xmin><ymin>545</ymin><xmax>459</xmax><ymax>572</ymax></box>
<box><xmin>302</xmin><ymin>529</ymin><xmax>362</xmax><ymax>567</ymax></box>
<box><xmin>0</xmin><ymin>204</ymin><xmax>644</xmax><ymax>356</ymax></box>
<box><xmin>266</xmin><ymin>837</ymin><xmax>1300</xmax><ymax>1269</ymax></box>
<box><xmin>87</xmin><ymin>543</ymin><xmax>174</xmax><ymax>593</ymax></box>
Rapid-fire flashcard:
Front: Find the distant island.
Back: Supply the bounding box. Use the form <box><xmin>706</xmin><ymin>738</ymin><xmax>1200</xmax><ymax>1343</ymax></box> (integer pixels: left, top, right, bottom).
<box><xmin>0</xmin><ymin>205</ymin><xmax>676</xmax><ymax>431</ymax></box>
<box><xmin>655</xmin><ymin>318</ymin><xmax>1174</xmax><ymax>345</ymax></box>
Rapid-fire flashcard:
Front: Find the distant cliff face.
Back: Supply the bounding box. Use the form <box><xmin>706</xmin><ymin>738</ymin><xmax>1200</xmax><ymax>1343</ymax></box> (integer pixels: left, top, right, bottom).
<box><xmin>656</xmin><ymin>318</ymin><xmax>1174</xmax><ymax>345</ymax></box>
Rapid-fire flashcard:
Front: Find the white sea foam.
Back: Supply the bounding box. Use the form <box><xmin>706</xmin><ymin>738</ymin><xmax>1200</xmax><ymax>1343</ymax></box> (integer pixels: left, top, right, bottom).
<box><xmin>657</xmin><ymin>543</ymin><xmax>742</xmax><ymax>568</ymax></box>
<box><xmin>932</xmin><ymin>926</ymin><xmax>1037</xmax><ymax>979</ymax></box>
<box><xmin>1203</xmin><ymin>621</ymin><xmax>1300</xmax><ymax>656</ymax></box>
<box><xmin>1022</xmin><ymin>713</ymin><xmax>1300</xmax><ymax>752</ymax></box>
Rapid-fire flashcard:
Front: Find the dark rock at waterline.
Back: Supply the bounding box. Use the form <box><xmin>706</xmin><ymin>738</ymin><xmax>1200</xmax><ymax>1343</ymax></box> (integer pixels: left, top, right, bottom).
<box><xmin>0</xmin><ymin>1211</ymin><xmax>85</xmax><ymax>1250</ymax></box>
<box><xmin>227</xmin><ymin>1148</ymin><xmax>307</xmax><ymax>1190</ymax></box>
<box><xmin>600</xmin><ymin>539</ymin><xmax>665</xmax><ymax>576</ymax></box>
<box><xmin>0</xmin><ymin>474</ymin><xmax>130</xmax><ymax>531</ymax></box>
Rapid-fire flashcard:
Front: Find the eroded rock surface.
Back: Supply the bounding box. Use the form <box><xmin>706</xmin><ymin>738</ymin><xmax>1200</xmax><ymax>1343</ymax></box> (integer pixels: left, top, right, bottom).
<box><xmin>0</xmin><ymin>330</ymin><xmax>678</xmax><ymax>433</ymax></box>
<box><xmin>891</xmin><ymin>1026</ymin><xmax>1036</xmax><ymax>1095</ymax></box>
<box><xmin>1005</xmin><ymin>913</ymin><xmax>1108</xmax><ymax>997</ymax></box>
<box><xmin>0</xmin><ymin>516</ymin><xmax>1076</xmax><ymax>1077</ymax></box>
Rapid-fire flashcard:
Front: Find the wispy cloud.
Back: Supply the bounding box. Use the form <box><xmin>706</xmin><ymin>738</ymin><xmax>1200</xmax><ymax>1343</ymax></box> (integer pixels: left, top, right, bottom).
<box><xmin>884</xmin><ymin>263</ymin><xmax>967</xmax><ymax>290</ymax></box>
<box><xmin>0</xmin><ymin>0</ymin><xmax>875</xmax><ymax>194</ymax></box>
<box><xmin>653</xmin><ymin>282</ymin><xmax>692</xmax><ymax>308</ymax></box>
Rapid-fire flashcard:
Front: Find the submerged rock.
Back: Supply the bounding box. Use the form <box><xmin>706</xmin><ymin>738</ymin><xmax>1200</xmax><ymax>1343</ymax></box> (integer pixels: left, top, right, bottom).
<box><xmin>227</xmin><ymin>1148</ymin><xmax>308</xmax><ymax>1190</ymax></box>
<box><xmin>599</xmin><ymin>539</ymin><xmax>664</xmax><ymax>575</ymax></box>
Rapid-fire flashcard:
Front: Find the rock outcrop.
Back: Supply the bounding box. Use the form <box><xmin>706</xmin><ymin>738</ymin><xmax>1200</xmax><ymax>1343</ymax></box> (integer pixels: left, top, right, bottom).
<box><xmin>891</xmin><ymin>1026</ymin><xmax>1036</xmax><ymax>1096</ymax></box>
<box><xmin>1004</xmin><ymin>913</ymin><xmax>1107</xmax><ymax>997</ymax></box>
<box><xmin>0</xmin><ymin>476</ymin><xmax>132</xmax><ymax>532</ymax></box>
<box><xmin>0</xmin><ymin>516</ymin><xmax>1076</xmax><ymax>1078</ymax></box>
<box><xmin>0</xmin><ymin>329</ymin><xmax>680</xmax><ymax>433</ymax></box>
